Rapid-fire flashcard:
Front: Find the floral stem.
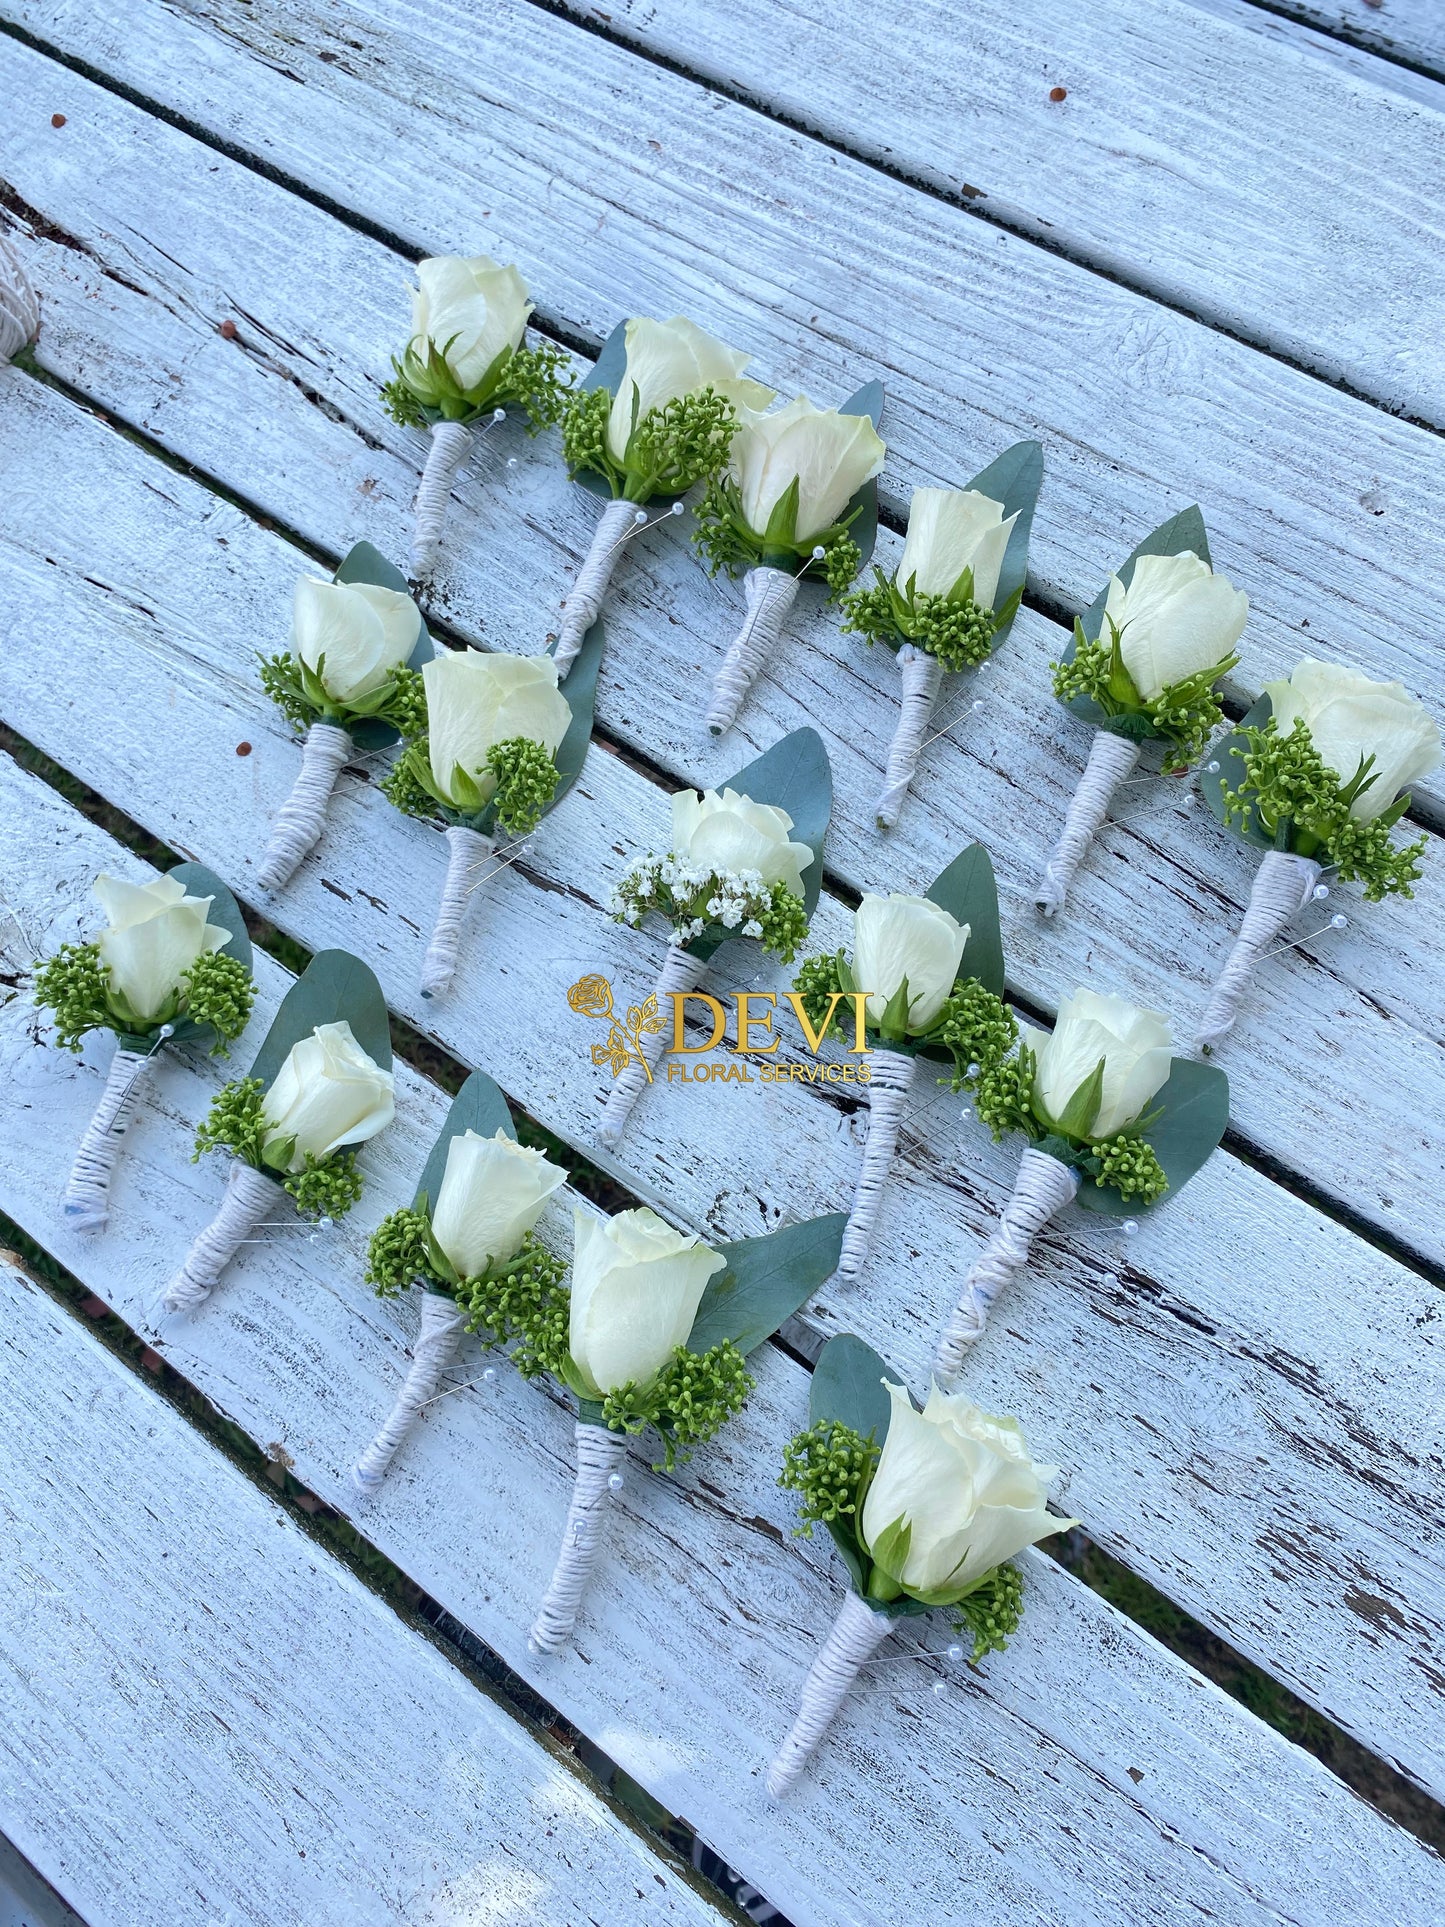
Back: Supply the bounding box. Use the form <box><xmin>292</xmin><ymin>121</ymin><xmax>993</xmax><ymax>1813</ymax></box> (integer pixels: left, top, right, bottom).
<box><xmin>595</xmin><ymin>947</ymin><xmax>709</xmax><ymax>1146</ymax></box>
<box><xmin>529</xmin><ymin>1422</ymin><xmax>628</xmax><ymax>1655</ymax></box>
<box><xmin>766</xmin><ymin>1591</ymin><xmax>890</xmax><ymax>1798</ymax></box>
<box><xmin>62</xmin><ymin>1047</ymin><xmax>154</xmax><ymax>1232</ymax></box>
<box><xmin>1195</xmin><ymin>850</ymin><xmax>1322</xmax><ymax>1054</ymax></box>
<box><xmin>352</xmin><ymin>1291</ymin><xmax>466</xmax><ymax>1498</ymax></box>
<box><xmin>410</xmin><ymin>421</ymin><xmax>474</xmax><ymax>579</ymax></box>
<box><xmin>257</xmin><ymin>720</ymin><xmax>351</xmax><ymax>890</ymax></box>
<box><xmin>837</xmin><ymin>1051</ymin><xmax>917</xmax><ymax>1282</ymax></box>
<box><xmin>1035</xmin><ymin>731</ymin><xmax>1141</xmax><ymax>918</ymax></box>
<box><xmin>420</xmin><ymin>825</ymin><xmax>497</xmax><ymax>999</ymax></box>
<box><xmin>705</xmin><ymin>566</ymin><xmax>799</xmax><ymax>735</ymax></box>
<box><xmin>165</xmin><ymin>1159</ymin><xmax>282</xmax><ymax>1314</ymax></box>
<box><xmin>934</xmin><ymin>1148</ymin><xmax>1078</xmax><ymax>1380</ymax></box>
<box><xmin>875</xmin><ymin>645</ymin><xmax>944</xmax><ymax>829</ymax></box>
<box><xmin>554</xmin><ymin>498</ymin><xmax>637</xmax><ymax>673</ymax></box>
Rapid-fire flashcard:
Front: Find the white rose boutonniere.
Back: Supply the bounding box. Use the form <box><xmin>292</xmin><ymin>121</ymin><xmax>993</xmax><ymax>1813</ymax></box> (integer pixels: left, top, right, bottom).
<box><xmin>1197</xmin><ymin>657</ymin><xmax>1440</xmax><ymax>1051</ymax></box>
<box><xmin>693</xmin><ymin>386</ymin><xmax>887</xmax><ymax>736</ymax></box>
<box><xmin>1038</xmin><ymin>508</ymin><xmax>1248</xmax><ymax>918</ymax></box>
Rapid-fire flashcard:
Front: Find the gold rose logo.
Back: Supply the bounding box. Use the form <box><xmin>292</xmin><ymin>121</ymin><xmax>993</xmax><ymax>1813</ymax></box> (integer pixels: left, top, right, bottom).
<box><xmin>568</xmin><ymin>973</ymin><xmax>663</xmax><ymax>1080</ymax></box>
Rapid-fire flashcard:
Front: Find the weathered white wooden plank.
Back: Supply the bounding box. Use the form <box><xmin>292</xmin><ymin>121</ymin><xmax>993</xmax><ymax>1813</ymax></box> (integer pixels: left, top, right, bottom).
<box><xmin>0</xmin><ymin>1252</ymin><xmax>730</xmax><ymax>1927</ymax></box>
<box><xmin>2</xmin><ymin>377</ymin><xmax>1444</xmax><ymax>1803</ymax></box>
<box><xmin>2</xmin><ymin>54</ymin><xmax>1443</xmax><ymax>1279</ymax></box>
<box><xmin>1259</xmin><ymin>0</ymin><xmax>1445</xmax><ymax>77</ymax></box>
<box><xmin>550</xmin><ymin>0</ymin><xmax>1445</xmax><ymax>422</ymax></box>
<box><xmin>9</xmin><ymin>0</ymin><xmax>1445</xmax><ymax>814</ymax></box>
<box><xmin>5</xmin><ymin>757</ymin><xmax>1443</xmax><ymax>1927</ymax></box>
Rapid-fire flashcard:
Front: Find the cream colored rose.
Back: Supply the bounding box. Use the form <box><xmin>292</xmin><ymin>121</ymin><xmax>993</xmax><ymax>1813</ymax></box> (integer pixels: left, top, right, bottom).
<box><xmin>861</xmin><ymin>1382</ymin><xmax>1073</xmax><ymax>1598</ymax></box>
<box><xmin>293</xmin><ymin>576</ymin><xmax>421</xmax><ymax>706</ymax></box>
<box><xmin>730</xmin><ymin>396</ymin><xmax>886</xmax><ymax>543</ymax></box>
<box><xmin>409</xmin><ymin>254</ymin><xmax>531</xmax><ymax>391</ymax></box>
<box><xmin>260</xmin><ymin>1021</ymin><xmax>395</xmax><ymax>1171</ymax></box>
<box><xmin>898</xmin><ymin>488</ymin><xmax>1017</xmax><ymax>610</ymax></box>
<box><xmin>1022</xmin><ymin>988</ymin><xmax>1171</xmax><ymax>1140</ymax></box>
<box><xmin>670</xmin><ymin>787</ymin><xmax>812</xmax><ymax>897</ymax></box>
<box><xmin>1262</xmin><ymin>657</ymin><xmax>1441</xmax><ymax>820</ymax></box>
<box><xmin>428</xmin><ymin>1129</ymin><xmax>566</xmax><ymax>1278</ymax></box>
<box><xmin>1099</xmin><ymin>551</ymin><xmax>1248</xmax><ymax>703</ymax></box>
<box><xmin>568</xmin><ymin>1206</ymin><xmax>725</xmax><ymax>1398</ymax></box>
<box><xmin>94</xmin><ymin>874</ymin><xmax>233</xmax><ymax>1026</ymax></box>
<box><xmin>423</xmin><ymin>651</ymin><xmax>571</xmax><ymax>810</ymax></box>
<box><xmin>606</xmin><ymin>316</ymin><xmax>773</xmax><ymax>464</ymax></box>
<box><xmin>852</xmin><ymin>893</ymin><xmax>968</xmax><ymax>1034</ymax></box>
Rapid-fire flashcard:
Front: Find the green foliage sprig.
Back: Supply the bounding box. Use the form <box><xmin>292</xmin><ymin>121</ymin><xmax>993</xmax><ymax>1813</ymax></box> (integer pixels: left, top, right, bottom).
<box><xmin>779</xmin><ymin>1416</ymin><xmax>1026</xmax><ymax>1659</ymax></box>
<box><xmin>562</xmin><ymin>384</ymin><xmax>739</xmax><ymax>504</ymax></box>
<box><xmin>789</xmin><ymin>948</ymin><xmax>1016</xmax><ymax>1090</ymax></box>
<box><xmin>383</xmin><ymin>734</ymin><xmax>560</xmax><ymax>837</ymax></box>
<box><xmin>600</xmin><ymin>1341</ymin><xmax>754</xmax><ymax>1471</ymax></box>
<box><xmin>259</xmin><ymin>654</ymin><xmax>426</xmax><ymax>737</ymax></box>
<box><xmin>1053</xmin><ymin>618</ymin><xmax>1237</xmax><ymax>771</ymax></box>
<box><xmin>693</xmin><ymin>470</ymin><xmax>862</xmax><ymax>597</ymax></box>
<box><xmin>611</xmin><ymin>855</ymin><xmax>810</xmax><ymax>964</ymax></box>
<box><xmin>382</xmin><ymin>338</ymin><xmax>572</xmax><ymax>430</ymax></box>
<box><xmin>35</xmin><ymin>941</ymin><xmax>254</xmax><ymax>1055</ymax></box>
<box><xmin>193</xmin><ymin>1076</ymin><xmax>364</xmax><ymax>1219</ymax></box>
<box><xmin>842</xmin><ymin>565</ymin><xmax>1019</xmax><ymax>673</ymax></box>
<box><xmin>1220</xmin><ymin>717</ymin><xmax>1425</xmax><ymax>901</ymax></box>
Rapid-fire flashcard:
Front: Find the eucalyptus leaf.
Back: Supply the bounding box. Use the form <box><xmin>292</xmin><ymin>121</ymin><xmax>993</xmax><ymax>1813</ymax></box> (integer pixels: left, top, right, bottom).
<box><xmin>1062</xmin><ymin>506</ymin><xmax>1212</xmax><ymax>726</ymax></box>
<box><xmin>808</xmin><ymin>1332</ymin><xmax>901</xmax><ymax>1441</ymax></box>
<box><xmin>1202</xmin><ymin>693</ymin><xmax>1276</xmax><ymax>848</ymax></box>
<box><xmin>925</xmin><ymin>843</ymin><xmax>1004</xmax><ymax>996</ymax></box>
<box><xmin>687</xmin><ymin>726</ymin><xmax>833</xmax><ymax>958</ymax></box>
<box><xmin>687</xmin><ymin>1211</ymin><xmax>846</xmax><ymax>1357</ymax></box>
<box><xmin>412</xmin><ymin>1068</ymin><xmax>516</xmax><ymax>1213</ymax></box>
<box><xmin>964</xmin><ymin>440</ymin><xmax>1043</xmax><ymax>642</ymax></box>
<box><xmin>573</xmin><ymin>320</ymin><xmax>632</xmax><ymax>503</ymax></box>
<box><xmin>334</xmin><ymin>540</ymin><xmax>434</xmax><ymax>750</ymax></box>
<box><xmin>837</xmin><ymin>380</ymin><xmax>885</xmax><ymax>569</ymax></box>
<box><xmin>548</xmin><ymin>617</ymin><xmax>605</xmax><ymax>805</ymax></box>
<box><xmin>1077</xmin><ymin>1057</ymin><xmax>1231</xmax><ymax>1217</ymax></box>
<box><xmin>247</xmin><ymin>949</ymin><xmax>392</xmax><ymax>1093</ymax></box>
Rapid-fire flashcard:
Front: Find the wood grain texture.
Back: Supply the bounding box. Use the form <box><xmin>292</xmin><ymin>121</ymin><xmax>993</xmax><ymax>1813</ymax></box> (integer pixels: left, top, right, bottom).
<box><xmin>1</xmin><ymin>378</ymin><xmax>1443</xmax><ymax>1803</ymax></box>
<box><xmin>1259</xmin><ymin>0</ymin><xmax>1445</xmax><ymax>76</ymax></box>
<box><xmin>1</xmin><ymin>49</ymin><xmax>1442</xmax><ymax>1277</ymax></box>
<box><xmin>551</xmin><ymin>0</ymin><xmax>1445</xmax><ymax>422</ymax></box>
<box><xmin>0</xmin><ymin>1252</ymin><xmax>730</xmax><ymax>1927</ymax></box>
<box><xmin>4</xmin><ymin>756</ymin><xmax>1444</xmax><ymax>1927</ymax></box>
<box><xmin>8</xmin><ymin>0</ymin><xmax>1445</xmax><ymax>816</ymax></box>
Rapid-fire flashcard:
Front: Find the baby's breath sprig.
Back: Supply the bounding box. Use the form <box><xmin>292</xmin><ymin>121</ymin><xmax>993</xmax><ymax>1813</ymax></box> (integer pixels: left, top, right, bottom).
<box><xmin>1221</xmin><ymin>717</ymin><xmax>1426</xmax><ymax>901</ymax></box>
<box><xmin>610</xmin><ymin>855</ymin><xmax>810</xmax><ymax>964</ymax></box>
<box><xmin>601</xmin><ymin>1341</ymin><xmax>755</xmax><ymax>1470</ymax></box>
<box><xmin>1053</xmin><ymin>619</ymin><xmax>1236</xmax><ymax>771</ymax></box>
<box><xmin>779</xmin><ymin>1417</ymin><xmax>880</xmax><ymax>1537</ymax></box>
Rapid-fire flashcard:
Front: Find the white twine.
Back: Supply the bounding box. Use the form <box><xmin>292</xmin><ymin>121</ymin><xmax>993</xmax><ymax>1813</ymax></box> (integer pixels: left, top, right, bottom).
<box><xmin>1195</xmin><ymin>849</ymin><xmax>1323</xmax><ymax>1054</ymax></box>
<box><xmin>420</xmin><ymin>824</ymin><xmax>497</xmax><ymax>999</ymax></box>
<box><xmin>595</xmin><ymin>946</ymin><xmax>710</xmax><ymax>1146</ymax></box>
<box><xmin>766</xmin><ymin>1590</ymin><xmax>889</xmax><ymax>1798</ymax></box>
<box><xmin>705</xmin><ymin>567</ymin><xmax>799</xmax><ymax>735</ymax></box>
<box><xmin>875</xmin><ymin>646</ymin><xmax>944</xmax><ymax>829</ymax></box>
<box><xmin>554</xmin><ymin>498</ymin><xmax>637</xmax><ymax>674</ymax></box>
<box><xmin>351</xmin><ymin>1291</ymin><xmax>466</xmax><ymax>1498</ymax></box>
<box><xmin>0</xmin><ymin>232</ymin><xmax>40</xmax><ymax>362</ymax></box>
<box><xmin>1035</xmin><ymin>731</ymin><xmax>1141</xmax><ymax>917</ymax></box>
<box><xmin>529</xmin><ymin>1422</ymin><xmax>628</xmax><ymax>1655</ymax></box>
<box><xmin>164</xmin><ymin>1159</ymin><xmax>281</xmax><ymax>1314</ymax></box>
<box><xmin>62</xmin><ymin>1048</ymin><xmax>154</xmax><ymax>1232</ymax></box>
<box><xmin>257</xmin><ymin>720</ymin><xmax>351</xmax><ymax>890</ymax></box>
<box><xmin>409</xmin><ymin>420</ymin><xmax>474</xmax><ymax>579</ymax></box>
<box><xmin>934</xmin><ymin>1148</ymin><xmax>1078</xmax><ymax>1380</ymax></box>
<box><xmin>836</xmin><ymin>1051</ymin><xmax>918</xmax><ymax>1283</ymax></box>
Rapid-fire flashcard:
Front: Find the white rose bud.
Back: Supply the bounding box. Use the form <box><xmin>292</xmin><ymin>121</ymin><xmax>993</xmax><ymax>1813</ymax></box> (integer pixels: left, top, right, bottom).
<box><xmin>409</xmin><ymin>254</ymin><xmax>532</xmax><ymax>392</ymax></box>
<box><xmin>1023</xmin><ymin>988</ymin><xmax>1172</xmax><ymax>1140</ymax></box>
<box><xmin>730</xmin><ymin>396</ymin><xmax>886</xmax><ymax>544</ymax></box>
<box><xmin>423</xmin><ymin>651</ymin><xmax>571</xmax><ymax>810</ymax></box>
<box><xmin>898</xmin><ymin>487</ymin><xmax>1017</xmax><ymax>610</ymax></box>
<box><xmin>861</xmin><ymin>1382</ymin><xmax>1074</xmax><ymax>1598</ymax></box>
<box><xmin>670</xmin><ymin>787</ymin><xmax>812</xmax><ymax>898</ymax></box>
<box><xmin>568</xmin><ymin>1206</ymin><xmax>726</xmax><ymax>1398</ymax></box>
<box><xmin>606</xmin><ymin>316</ymin><xmax>774</xmax><ymax>465</ymax></box>
<box><xmin>293</xmin><ymin>576</ymin><xmax>421</xmax><ymax>707</ymax></box>
<box><xmin>1099</xmin><ymin>550</ymin><xmax>1248</xmax><ymax>703</ymax></box>
<box><xmin>1262</xmin><ymin>657</ymin><xmax>1441</xmax><ymax>820</ymax></box>
<box><xmin>260</xmin><ymin>1021</ymin><xmax>395</xmax><ymax>1171</ymax></box>
<box><xmin>852</xmin><ymin>893</ymin><xmax>968</xmax><ymax>1034</ymax></box>
<box><xmin>428</xmin><ymin>1129</ymin><xmax>566</xmax><ymax>1278</ymax></box>
<box><xmin>94</xmin><ymin>874</ymin><xmax>233</xmax><ymax>1025</ymax></box>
